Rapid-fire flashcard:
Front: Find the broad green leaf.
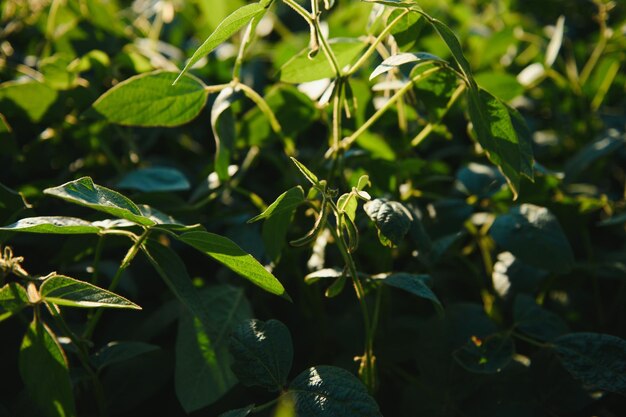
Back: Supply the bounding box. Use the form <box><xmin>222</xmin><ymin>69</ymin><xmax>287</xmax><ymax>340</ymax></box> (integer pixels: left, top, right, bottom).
<box><xmin>117</xmin><ymin>167</ymin><xmax>191</xmax><ymax>192</ymax></box>
<box><xmin>289</xmin><ymin>157</ymin><xmax>320</xmax><ymax>186</ymax></box>
<box><xmin>467</xmin><ymin>87</ymin><xmax>534</xmax><ymax>198</ymax></box>
<box><xmin>177</xmin><ymin>231</ymin><xmax>288</xmax><ymax>298</ymax></box>
<box><xmin>0</xmin><ymin>283</ymin><xmax>29</xmax><ymax>322</ymax></box>
<box><xmin>553</xmin><ymin>333</ymin><xmax>626</xmax><ymax>394</ymax></box>
<box><xmin>363</xmin><ymin>199</ymin><xmax>413</xmax><ymax>247</ymax></box>
<box><xmin>137</xmin><ymin>205</ymin><xmax>182</xmax><ymax>226</ymax></box>
<box><xmin>288</xmin><ymin>366</ymin><xmax>382</xmax><ymax>417</ymax></box>
<box><xmin>378</xmin><ymin>273</ymin><xmax>443</xmax><ymax>315</ymax></box>
<box><xmin>40</xmin><ymin>275</ymin><xmax>140</xmax><ymax>309</ymax></box>
<box><xmin>40</xmin><ymin>54</ymin><xmax>78</xmax><ymax>90</ymax></box>
<box><xmin>175</xmin><ymin>3</ymin><xmax>266</xmax><ymax>83</ymax></box>
<box><xmin>219</xmin><ymin>405</ymin><xmax>254</xmax><ymax>417</ymax></box>
<box><xmin>229</xmin><ymin>319</ymin><xmax>293</xmax><ymax>391</ymax></box>
<box><xmin>19</xmin><ymin>319</ymin><xmax>76</xmax><ymax>417</ymax></box>
<box><xmin>412</xmin><ymin>65</ymin><xmax>458</xmax><ymax>122</ymax></box>
<box><xmin>388</xmin><ymin>9</ymin><xmax>424</xmax><ymax>51</ymax></box>
<box><xmin>279</xmin><ymin>40</ymin><xmax>367</xmax><ymax>83</ymax></box>
<box><xmin>211</xmin><ymin>87</ymin><xmax>239</xmax><ymax>181</ymax></box>
<box><xmin>564</xmin><ymin>130</ymin><xmax>626</xmax><ymax>182</ymax></box>
<box><xmin>370</xmin><ymin>52</ymin><xmax>445</xmax><ymax>80</ymax></box>
<box><xmin>92</xmin><ymin>342</ymin><xmax>160</xmax><ymax>370</ymax></box>
<box><xmin>248</xmin><ymin>186</ymin><xmax>305</xmax><ymax>223</ymax></box>
<box><xmin>176</xmin><ymin>285</ymin><xmax>252</xmax><ymax>412</ymax></box>
<box><xmin>514</xmin><ymin>295</ymin><xmax>567</xmax><ymax>342</ymax></box>
<box><xmin>141</xmin><ymin>239</ymin><xmax>213</xmax><ymax>326</ymax></box>
<box><xmin>453</xmin><ymin>333</ymin><xmax>514</xmax><ymax>374</ymax></box>
<box><xmin>455</xmin><ymin>162</ymin><xmax>506</xmax><ymax>198</ymax></box>
<box><xmin>0</xmin><ymin>80</ymin><xmax>58</xmax><ymax>122</ymax></box>
<box><xmin>92</xmin><ymin>71</ymin><xmax>209</xmax><ymax>127</ymax></box>
<box><xmin>43</xmin><ymin>177</ymin><xmax>154</xmax><ymax>226</ymax></box>
<box><xmin>0</xmin><ymin>217</ymin><xmax>102</xmax><ymax>235</ymax></box>
<box><xmin>475</xmin><ymin>72</ymin><xmax>524</xmax><ymax>102</ymax></box>
<box><xmin>490</xmin><ymin>204</ymin><xmax>575</xmax><ymax>273</ymax></box>
<box><xmin>491</xmin><ymin>252</ymin><xmax>548</xmax><ymax>298</ymax></box>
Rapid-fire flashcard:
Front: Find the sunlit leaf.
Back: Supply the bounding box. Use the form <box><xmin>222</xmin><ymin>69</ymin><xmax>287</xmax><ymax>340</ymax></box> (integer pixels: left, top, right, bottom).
<box><xmin>40</xmin><ymin>275</ymin><xmax>140</xmax><ymax>309</ymax></box>
<box><xmin>0</xmin><ymin>217</ymin><xmax>102</xmax><ymax>235</ymax></box>
<box><xmin>0</xmin><ymin>283</ymin><xmax>29</xmax><ymax>322</ymax></box>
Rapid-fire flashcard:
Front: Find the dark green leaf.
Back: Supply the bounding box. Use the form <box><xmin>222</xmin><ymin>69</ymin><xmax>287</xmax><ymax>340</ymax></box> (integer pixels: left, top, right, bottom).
<box><xmin>40</xmin><ymin>275</ymin><xmax>141</xmax><ymax>309</ymax></box>
<box><xmin>176</xmin><ymin>286</ymin><xmax>252</xmax><ymax>412</ymax></box>
<box><xmin>92</xmin><ymin>342</ymin><xmax>160</xmax><ymax>370</ymax></box>
<box><xmin>412</xmin><ymin>65</ymin><xmax>458</xmax><ymax>122</ymax></box>
<box><xmin>363</xmin><ymin>199</ymin><xmax>413</xmax><ymax>247</ymax></box>
<box><xmin>424</xmin><ymin>16</ymin><xmax>473</xmax><ymax>82</ymax></box>
<box><xmin>553</xmin><ymin>333</ymin><xmax>626</xmax><ymax>394</ymax></box>
<box><xmin>0</xmin><ymin>283</ymin><xmax>29</xmax><ymax>322</ymax></box>
<box><xmin>514</xmin><ymin>295</ymin><xmax>568</xmax><ymax>341</ymax></box>
<box><xmin>289</xmin><ymin>366</ymin><xmax>382</xmax><ymax>417</ymax></box>
<box><xmin>43</xmin><ymin>177</ymin><xmax>154</xmax><ymax>226</ymax></box>
<box><xmin>211</xmin><ymin>87</ymin><xmax>239</xmax><ymax>181</ymax></box>
<box><xmin>279</xmin><ymin>39</ymin><xmax>367</xmax><ymax>83</ymax></box>
<box><xmin>92</xmin><ymin>71</ymin><xmax>209</xmax><ymax>127</ymax></box>
<box><xmin>177</xmin><ymin>231</ymin><xmax>289</xmax><ymax>298</ymax></box>
<box><xmin>248</xmin><ymin>186</ymin><xmax>305</xmax><ymax>223</ymax></box>
<box><xmin>175</xmin><ymin>3</ymin><xmax>266</xmax><ymax>83</ymax></box>
<box><xmin>379</xmin><ymin>273</ymin><xmax>443</xmax><ymax>315</ymax></box>
<box><xmin>0</xmin><ymin>182</ymin><xmax>29</xmax><ymax>225</ymax></box>
<box><xmin>219</xmin><ymin>405</ymin><xmax>254</xmax><ymax>417</ymax></box>
<box><xmin>564</xmin><ymin>130</ymin><xmax>626</xmax><ymax>182</ymax></box>
<box><xmin>0</xmin><ymin>217</ymin><xmax>102</xmax><ymax>235</ymax></box>
<box><xmin>230</xmin><ymin>319</ymin><xmax>293</xmax><ymax>391</ymax></box>
<box><xmin>0</xmin><ymin>80</ymin><xmax>58</xmax><ymax>122</ymax></box>
<box><xmin>453</xmin><ymin>333</ymin><xmax>515</xmax><ymax>374</ymax></box>
<box><xmin>19</xmin><ymin>319</ymin><xmax>76</xmax><ymax>417</ymax></box>
<box><xmin>389</xmin><ymin>9</ymin><xmax>424</xmax><ymax>51</ymax></box>
<box><xmin>117</xmin><ymin>167</ymin><xmax>191</xmax><ymax>192</ymax></box>
<box><xmin>490</xmin><ymin>204</ymin><xmax>575</xmax><ymax>273</ymax></box>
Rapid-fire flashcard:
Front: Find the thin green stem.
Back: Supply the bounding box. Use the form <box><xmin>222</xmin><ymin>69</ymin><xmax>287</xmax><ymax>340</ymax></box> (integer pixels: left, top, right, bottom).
<box><xmin>341</xmin><ymin>66</ymin><xmax>441</xmax><ymax>150</ymax></box>
<box><xmin>411</xmin><ymin>83</ymin><xmax>466</xmax><ymax>147</ymax></box>
<box><xmin>282</xmin><ymin>0</ymin><xmax>312</xmax><ymax>23</ymax></box>
<box><xmin>346</xmin><ymin>10</ymin><xmax>410</xmax><ymax>76</ymax></box>
<box><xmin>314</xmin><ymin>19</ymin><xmax>342</xmax><ymax>76</ymax></box>
<box><xmin>233</xmin><ymin>19</ymin><xmax>257</xmax><ymax>81</ymax></box>
<box><xmin>236</xmin><ymin>82</ymin><xmax>283</xmax><ymax>135</ymax></box>
<box><xmin>83</xmin><ymin>229</ymin><xmax>150</xmax><ymax>339</ymax></box>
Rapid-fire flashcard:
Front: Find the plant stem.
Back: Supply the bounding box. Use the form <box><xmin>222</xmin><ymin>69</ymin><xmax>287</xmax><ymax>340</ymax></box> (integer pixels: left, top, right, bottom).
<box><xmin>236</xmin><ymin>82</ymin><xmax>283</xmax><ymax>135</ymax></box>
<box><xmin>83</xmin><ymin>229</ymin><xmax>150</xmax><ymax>339</ymax></box>
<box><xmin>282</xmin><ymin>0</ymin><xmax>312</xmax><ymax>23</ymax></box>
<box><xmin>411</xmin><ymin>82</ymin><xmax>466</xmax><ymax>147</ymax></box>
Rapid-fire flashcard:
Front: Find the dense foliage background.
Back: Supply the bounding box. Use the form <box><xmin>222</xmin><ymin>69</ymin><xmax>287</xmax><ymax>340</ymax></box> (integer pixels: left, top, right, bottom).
<box><xmin>1</xmin><ymin>0</ymin><xmax>625</xmax><ymax>416</ymax></box>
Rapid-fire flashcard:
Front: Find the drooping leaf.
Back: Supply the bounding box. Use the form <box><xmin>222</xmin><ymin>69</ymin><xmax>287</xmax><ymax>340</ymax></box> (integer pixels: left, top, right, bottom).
<box><xmin>553</xmin><ymin>333</ymin><xmax>626</xmax><ymax>395</ymax></box>
<box><xmin>177</xmin><ymin>231</ymin><xmax>288</xmax><ymax>298</ymax></box>
<box><xmin>40</xmin><ymin>275</ymin><xmax>140</xmax><ymax>309</ymax></box>
<box><xmin>423</xmin><ymin>16</ymin><xmax>473</xmax><ymax>82</ymax></box>
<box><xmin>279</xmin><ymin>39</ymin><xmax>367</xmax><ymax>83</ymax></box>
<box><xmin>378</xmin><ymin>273</ymin><xmax>443</xmax><ymax>315</ymax></box>
<box><xmin>19</xmin><ymin>319</ymin><xmax>76</xmax><ymax>417</ymax></box>
<box><xmin>514</xmin><ymin>295</ymin><xmax>568</xmax><ymax>342</ymax></box>
<box><xmin>288</xmin><ymin>366</ymin><xmax>382</xmax><ymax>417</ymax></box>
<box><xmin>490</xmin><ymin>204</ymin><xmax>575</xmax><ymax>273</ymax></box>
<box><xmin>370</xmin><ymin>52</ymin><xmax>445</xmax><ymax>80</ymax></box>
<box><xmin>363</xmin><ymin>199</ymin><xmax>413</xmax><ymax>247</ymax></box>
<box><xmin>0</xmin><ymin>80</ymin><xmax>58</xmax><ymax>122</ymax></box>
<box><xmin>43</xmin><ymin>177</ymin><xmax>154</xmax><ymax>226</ymax></box>
<box><xmin>175</xmin><ymin>2</ymin><xmax>267</xmax><ymax>83</ymax></box>
<box><xmin>92</xmin><ymin>71</ymin><xmax>209</xmax><ymax>127</ymax></box>
<box><xmin>229</xmin><ymin>319</ymin><xmax>293</xmax><ymax>391</ymax></box>
<box><xmin>453</xmin><ymin>333</ymin><xmax>515</xmax><ymax>374</ymax></box>
<box><xmin>117</xmin><ymin>167</ymin><xmax>191</xmax><ymax>192</ymax></box>
<box><xmin>0</xmin><ymin>217</ymin><xmax>102</xmax><ymax>235</ymax></box>
<box><xmin>176</xmin><ymin>285</ymin><xmax>253</xmax><ymax>412</ymax></box>
<box><xmin>211</xmin><ymin>87</ymin><xmax>240</xmax><ymax>181</ymax></box>
<box><xmin>467</xmin><ymin>87</ymin><xmax>534</xmax><ymax>198</ymax></box>
<box><xmin>0</xmin><ymin>283</ymin><xmax>29</xmax><ymax>322</ymax></box>
<box><xmin>92</xmin><ymin>342</ymin><xmax>160</xmax><ymax>370</ymax></box>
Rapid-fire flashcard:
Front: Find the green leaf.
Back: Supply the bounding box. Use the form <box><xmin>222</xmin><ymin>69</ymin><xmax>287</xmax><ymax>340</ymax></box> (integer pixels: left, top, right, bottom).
<box><xmin>490</xmin><ymin>204</ymin><xmax>575</xmax><ymax>273</ymax></box>
<box><xmin>0</xmin><ymin>283</ymin><xmax>29</xmax><ymax>322</ymax></box>
<box><xmin>370</xmin><ymin>52</ymin><xmax>445</xmax><ymax>80</ymax></box>
<box><xmin>175</xmin><ymin>3</ymin><xmax>266</xmax><ymax>83</ymax></box>
<box><xmin>117</xmin><ymin>167</ymin><xmax>191</xmax><ymax>192</ymax></box>
<box><xmin>219</xmin><ymin>405</ymin><xmax>254</xmax><ymax>417</ymax></box>
<box><xmin>453</xmin><ymin>333</ymin><xmax>515</xmax><ymax>374</ymax></box>
<box><xmin>304</xmin><ymin>268</ymin><xmax>344</xmax><ymax>285</ymax></box>
<box><xmin>289</xmin><ymin>157</ymin><xmax>320</xmax><ymax>186</ymax></box>
<box><xmin>0</xmin><ymin>80</ymin><xmax>58</xmax><ymax>122</ymax></box>
<box><xmin>514</xmin><ymin>294</ymin><xmax>567</xmax><ymax>342</ymax></box>
<box><xmin>40</xmin><ymin>275</ymin><xmax>141</xmax><ymax>309</ymax></box>
<box><xmin>92</xmin><ymin>342</ymin><xmax>160</xmax><ymax>370</ymax></box>
<box><xmin>177</xmin><ymin>231</ymin><xmax>289</xmax><ymax>298</ymax></box>
<box><xmin>288</xmin><ymin>366</ymin><xmax>382</xmax><ymax>417</ymax></box>
<box><xmin>412</xmin><ymin>65</ymin><xmax>458</xmax><ymax>122</ymax></box>
<box><xmin>0</xmin><ymin>217</ymin><xmax>102</xmax><ymax>235</ymax></box>
<box><xmin>553</xmin><ymin>333</ymin><xmax>626</xmax><ymax>394</ymax></box>
<box><xmin>425</xmin><ymin>17</ymin><xmax>473</xmax><ymax>82</ymax></box>
<box><xmin>176</xmin><ymin>285</ymin><xmax>253</xmax><ymax>412</ymax></box>
<box><xmin>564</xmin><ymin>129</ymin><xmax>626</xmax><ymax>182</ymax></box>
<box><xmin>211</xmin><ymin>87</ymin><xmax>239</xmax><ymax>181</ymax></box>
<box><xmin>229</xmin><ymin>319</ymin><xmax>293</xmax><ymax>391</ymax></box>
<box><xmin>248</xmin><ymin>186</ymin><xmax>305</xmax><ymax>223</ymax></box>
<box><xmin>19</xmin><ymin>319</ymin><xmax>76</xmax><ymax>417</ymax></box>
<box><xmin>43</xmin><ymin>177</ymin><xmax>154</xmax><ymax>226</ymax></box>
<box><xmin>363</xmin><ymin>199</ymin><xmax>413</xmax><ymax>247</ymax></box>
<box><xmin>475</xmin><ymin>72</ymin><xmax>524</xmax><ymax>102</ymax></box>
<box><xmin>378</xmin><ymin>273</ymin><xmax>443</xmax><ymax>315</ymax></box>
<box><xmin>92</xmin><ymin>71</ymin><xmax>209</xmax><ymax>127</ymax></box>
<box><xmin>279</xmin><ymin>39</ymin><xmax>367</xmax><ymax>83</ymax></box>
<box><xmin>467</xmin><ymin>87</ymin><xmax>534</xmax><ymax>198</ymax></box>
